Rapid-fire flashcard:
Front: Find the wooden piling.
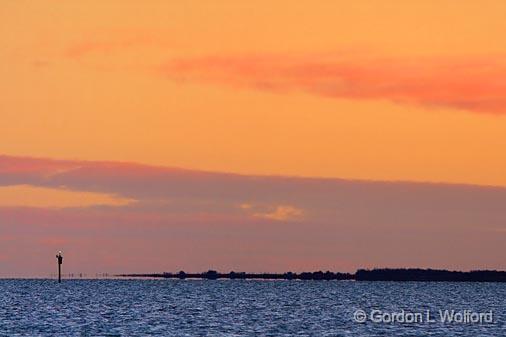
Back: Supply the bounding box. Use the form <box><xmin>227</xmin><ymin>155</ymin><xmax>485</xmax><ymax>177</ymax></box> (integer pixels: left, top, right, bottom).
<box><xmin>56</xmin><ymin>252</ymin><xmax>63</xmax><ymax>283</ymax></box>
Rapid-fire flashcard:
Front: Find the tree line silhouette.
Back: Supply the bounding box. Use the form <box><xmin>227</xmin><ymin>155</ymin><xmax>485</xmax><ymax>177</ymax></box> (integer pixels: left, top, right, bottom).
<box><xmin>119</xmin><ymin>268</ymin><xmax>506</xmax><ymax>282</ymax></box>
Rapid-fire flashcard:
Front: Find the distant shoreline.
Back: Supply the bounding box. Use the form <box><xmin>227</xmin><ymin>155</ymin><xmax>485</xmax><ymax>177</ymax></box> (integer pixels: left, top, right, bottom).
<box><xmin>118</xmin><ymin>268</ymin><xmax>506</xmax><ymax>282</ymax></box>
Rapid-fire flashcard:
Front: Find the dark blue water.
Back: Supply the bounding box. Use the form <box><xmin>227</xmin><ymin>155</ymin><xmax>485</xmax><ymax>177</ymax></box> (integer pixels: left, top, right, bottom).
<box><xmin>0</xmin><ymin>279</ymin><xmax>504</xmax><ymax>336</ymax></box>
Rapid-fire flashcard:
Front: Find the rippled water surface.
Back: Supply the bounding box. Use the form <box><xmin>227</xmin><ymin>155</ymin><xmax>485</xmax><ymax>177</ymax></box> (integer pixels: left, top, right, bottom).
<box><xmin>0</xmin><ymin>279</ymin><xmax>504</xmax><ymax>336</ymax></box>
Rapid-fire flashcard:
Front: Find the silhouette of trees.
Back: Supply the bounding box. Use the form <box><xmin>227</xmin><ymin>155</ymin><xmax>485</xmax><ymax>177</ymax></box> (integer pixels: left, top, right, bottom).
<box><xmin>119</xmin><ymin>268</ymin><xmax>506</xmax><ymax>282</ymax></box>
<box><xmin>355</xmin><ymin>268</ymin><xmax>506</xmax><ymax>282</ymax></box>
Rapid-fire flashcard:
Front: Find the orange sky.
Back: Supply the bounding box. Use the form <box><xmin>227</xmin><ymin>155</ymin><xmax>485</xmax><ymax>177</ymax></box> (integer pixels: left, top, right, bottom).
<box><xmin>1</xmin><ymin>1</ymin><xmax>505</xmax><ymax>276</ymax></box>
<box><xmin>2</xmin><ymin>0</ymin><xmax>506</xmax><ymax>185</ymax></box>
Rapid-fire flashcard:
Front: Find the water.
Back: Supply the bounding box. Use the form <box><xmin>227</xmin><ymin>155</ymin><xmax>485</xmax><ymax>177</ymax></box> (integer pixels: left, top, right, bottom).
<box><xmin>0</xmin><ymin>279</ymin><xmax>504</xmax><ymax>336</ymax></box>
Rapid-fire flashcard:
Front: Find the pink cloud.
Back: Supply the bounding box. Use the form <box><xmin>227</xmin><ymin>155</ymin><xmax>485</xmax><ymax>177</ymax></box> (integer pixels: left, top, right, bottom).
<box><xmin>64</xmin><ymin>29</ymin><xmax>174</xmax><ymax>59</ymax></box>
<box><xmin>1</xmin><ymin>154</ymin><xmax>506</xmax><ymax>276</ymax></box>
<box><xmin>160</xmin><ymin>53</ymin><xmax>506</xmax><ymax>114</ymax></box>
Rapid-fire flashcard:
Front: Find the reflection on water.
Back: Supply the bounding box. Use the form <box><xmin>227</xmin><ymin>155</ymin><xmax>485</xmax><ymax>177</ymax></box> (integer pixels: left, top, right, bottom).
<box><xmin>0</xmin><ymin>279</ymin><xmax>504</xmax><ymax>336</ymax></box>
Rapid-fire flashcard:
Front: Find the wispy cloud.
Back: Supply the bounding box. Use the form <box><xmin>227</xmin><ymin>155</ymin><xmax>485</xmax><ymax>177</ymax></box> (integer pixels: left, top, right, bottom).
<box><xmin>252</xmin><ymin>205</ymin><xmax>304</xmax><ymax>221</ymax></box>
<box><xmin>63</xmin><ymin>32</ymin><xmax>506</xmax><ymax>115</ymax></box>
<box><xmin>0</xmin><ymin>185</ymin><xmax>133</xmax><ymax>208</ymax></box>
<box><xmin>64</xmin><ymin>29</ymin><xmax>169</xmax><ymax>59</ymax></box>
<box><xmin>160</xmin><ymin>53</ymin><xmax>506</xmax><ymax>114</ymax></box>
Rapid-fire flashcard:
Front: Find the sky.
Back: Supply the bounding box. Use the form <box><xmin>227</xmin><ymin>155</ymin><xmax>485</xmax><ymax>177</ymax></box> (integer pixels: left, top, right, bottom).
<box><xmin>1</xmin><ymin>1</ymin><xmax>505</xmax><ymax>277</ymax></box>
